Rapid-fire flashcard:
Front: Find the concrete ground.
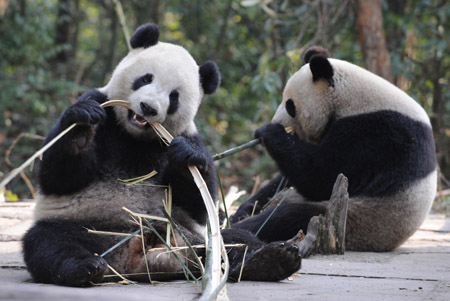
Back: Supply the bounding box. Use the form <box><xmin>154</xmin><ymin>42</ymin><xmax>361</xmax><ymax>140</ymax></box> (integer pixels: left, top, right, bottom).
<box><xmin>1</xmin><ymin>201</ymin><xmax>449</xmax><ymax>300</ymax></box>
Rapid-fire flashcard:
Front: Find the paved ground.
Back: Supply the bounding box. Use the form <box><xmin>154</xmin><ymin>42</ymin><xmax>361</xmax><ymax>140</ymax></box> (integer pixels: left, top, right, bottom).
<box><xmin>1</xmin><ymin>201</ymin><xmax>449</xmax><ymax>300</ymax></box>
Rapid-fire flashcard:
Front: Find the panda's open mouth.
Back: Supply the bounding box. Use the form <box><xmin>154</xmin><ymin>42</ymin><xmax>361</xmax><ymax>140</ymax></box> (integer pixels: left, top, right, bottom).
<box><xmin>132</xmin><ymin>114</ymin><xmax>148</xmax><ymax>127</ymax></box>
<box><xmin>128</xmin><ymin>110</ymin><xmax>150</xmax><ymax>128</ymax></box>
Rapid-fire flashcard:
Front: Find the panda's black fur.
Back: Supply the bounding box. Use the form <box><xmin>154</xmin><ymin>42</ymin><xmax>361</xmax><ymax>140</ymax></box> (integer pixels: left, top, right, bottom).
<box><xmin>22</xmin><ymin>24</ymin><xmax>301</xmax><ymax>286</ymax></box>
<box><xmin>232</xmin><ymin>47</ymin><xmax>437</xmax><ymax>252</ymax></box>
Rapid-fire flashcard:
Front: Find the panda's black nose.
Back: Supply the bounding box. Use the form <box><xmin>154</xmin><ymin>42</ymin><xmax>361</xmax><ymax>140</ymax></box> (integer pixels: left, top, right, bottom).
<box><xmin>140</xmin><ymin>102</ymin><xmax>158</xmax><ymax>116</ymax></box>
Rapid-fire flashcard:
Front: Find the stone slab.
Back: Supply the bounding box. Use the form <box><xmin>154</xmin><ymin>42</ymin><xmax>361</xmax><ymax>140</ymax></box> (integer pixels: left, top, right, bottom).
<box><xmin>0</xmin><ymin>203</ymin><xmax>449</xmax><ymax>300</ymax></box>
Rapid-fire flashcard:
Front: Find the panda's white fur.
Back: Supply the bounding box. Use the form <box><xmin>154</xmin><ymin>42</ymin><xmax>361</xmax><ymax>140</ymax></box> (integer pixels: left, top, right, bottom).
<box><xmin>274</xmin><ymin>59</ymin><xmax>430</xmax><ymax>143</ymax></box>
<box><xmin>101</xmin><ymin>42</ymin><xmax>201</xmax><ymax>138</ymax></box>
<box><xmin>345</xmin><ymin>171</ymin><xmax>436</xmax><ymax>250</ymax></box>
<box><xmin>232</xmin><ymin>47</ymin><xmax>437</xmax><ymax>252</ymax></box>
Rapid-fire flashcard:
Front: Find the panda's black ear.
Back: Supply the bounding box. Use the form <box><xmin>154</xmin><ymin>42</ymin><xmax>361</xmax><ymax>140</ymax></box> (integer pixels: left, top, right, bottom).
<box><xmin>199</xmin><ymin>61</ymin><xmax>221</xmax><ymax>94</ymax></box>
<box><xmin>130</xmin><ymin>23</ymin><xmax>159</xmax><ymax>49</ymax></box>
<box><xmin>305</xmin><ymin>47</ymin><xmax>334</xmax><ymax>86</ymax></box>
<box><xmin>309</xmin><ymin>56</ymin><xmax>333</xmax><ymax>83</ymax></box>
<box><xmin>303</xmin><ymin>46</ymin><xmax>330</xmax><ymax>64</ymax></box>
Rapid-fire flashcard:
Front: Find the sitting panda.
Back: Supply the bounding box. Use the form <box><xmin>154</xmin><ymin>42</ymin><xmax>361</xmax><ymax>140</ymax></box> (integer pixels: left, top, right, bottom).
<box><xmin>23</xmin><ymin>24</ymin><xmax>300</xmax><ymax>286</ymax></box>
<box><xmin>231</xmin><ymin>47</ymin><xmax>437</xmax><ymax>252</ymax></box>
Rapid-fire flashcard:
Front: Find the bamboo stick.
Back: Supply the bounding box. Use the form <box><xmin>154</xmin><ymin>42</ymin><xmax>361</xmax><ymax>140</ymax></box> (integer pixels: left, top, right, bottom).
<box><xmin>213</xmin><ymin>139</ymin><xmax>260</xmax><ymax>161</ymax></box>
<box><xmin>0</xmin><ymin>100</ymin><xmax>130</xmax><ymax>191</ymax></box>
<box><xmin>111</xmin><ymin>0</ymin><xmax>131</xmax><ymax>51</ymax></box>
<box><xmin>212</xmin><ymin>126</ymin><xmax>292</xmax><ymax>161</ymax></box>
<box><xmin>151</xmin><ymin>122</ymin><xmax>227</xmax><ymax>299</ymax></box>
<box><xmin>0</xmin><ymin>123</ymin><xmax>77</xmax><ymax>190</ymax></box>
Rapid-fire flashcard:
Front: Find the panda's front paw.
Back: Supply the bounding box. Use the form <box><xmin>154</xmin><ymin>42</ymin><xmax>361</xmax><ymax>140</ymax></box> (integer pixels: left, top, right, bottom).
<box><xmin>168</xmin><ymin>136</ymin><xmax>210</xmax><ymax>173</ymax></box>
<box><xmin>60</xmin><ymin>99</ymin><xmax>106</xmax><ymax>129</ymax></box>
<box><xmin>255</xmin><ymin>123</ymin><xmax>287</xmax><ymax>148</ymax></box>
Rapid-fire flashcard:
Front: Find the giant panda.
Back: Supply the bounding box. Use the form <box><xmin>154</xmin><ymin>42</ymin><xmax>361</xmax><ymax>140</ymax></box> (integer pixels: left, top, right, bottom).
<box><xmin>22</xmin><ymin>24</ymin><xmax>300</xmax><ymax>286</ymax></box>
<box><xmin>231</xmin><ymin>46</ymin><xmax>437</xmax><ymax>252</ymax></box>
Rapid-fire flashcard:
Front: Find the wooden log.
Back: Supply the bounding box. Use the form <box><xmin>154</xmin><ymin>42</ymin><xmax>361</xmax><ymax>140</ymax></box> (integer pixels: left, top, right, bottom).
<box><xmin>295</xmin><ymin>173</ymin><xmax>349</xmax><ymax>257</ymax></box>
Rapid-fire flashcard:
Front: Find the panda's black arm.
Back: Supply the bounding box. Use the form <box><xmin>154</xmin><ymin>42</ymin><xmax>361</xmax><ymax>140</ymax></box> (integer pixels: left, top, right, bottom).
<box><xmin>163</xmin><ymin>134</ymin><xmax>217</xmax><ymax>224</ymax></box>
<box><xmin>38</xmin><ymin>90</ymin><xmax>107</xmax><ymax>195</ymax></box>
<box><xmin>256</xmin><ymin>123</ymin><xmax>335</xmax><ymax>201</ymax></box>
<box><xmin>230</xmin><ymin>174</ymin><xmax>287</xmax><ymax>223</ymax></box>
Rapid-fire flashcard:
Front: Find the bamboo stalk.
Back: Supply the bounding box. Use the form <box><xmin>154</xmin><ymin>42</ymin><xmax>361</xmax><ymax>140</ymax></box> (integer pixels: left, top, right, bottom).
<box><xmin>147</xmin><ymin>243</ymin><xmax>244</xmax><ymax>252</ymax></box>
<box><xmin>138</xmin><ymin>216</ymin><xmax>153</xmax><ymax>283</ymax></box>
<box><xmin>0</xmin><ymin>123</ymin><xmax>77</xmax><ymax>190</ymax></box>
<box><xmin>212</xmin><ymin>127</ymin><xmax>293</xmax><ymax>161</ymax></box>
<box><xmin>111</xmin><ymin>0</ymin><xmax>131</xmax><ymax>51</ymax></box>
<box><xmin>213</xmin><ymin>139</ymin><xmax>260</xmax><ymax>161</ymax></box>
<box><xmin>146</xmin><ymin>221</ymin><xmax>197</xmax><ymax>281</ymax></box>
<box><xmin>122</xmin><ymin>207</ymin><xmax>169</xmax><ymax>223</ymax></box>
<box><xmin>0</xmin><ymin>100</ymin><xmax>130</xmax><ymax>191</ymax></box>
<box><xmin>162</xmin><ymin>211</ymin><xmax>205</xmax><ymax>275</ymax></box>
<box><xmin>99</xmin><ymin>229</ymin><xmax>141</xmax><ymax>258</ymax></box>
<box><xmin>87</xmin><ymin>229</ymin><xmax>142</xmax><ymax>237</ymax></box>
<box><xmin>217</xmin><ymin>169</ymin><xmax>231</xmax><ymax>229</ymax></box>
<box><xmin>118</xmin><ymin>170</ymin><xmax>158</xmax><ymax>184</ymax></box>
<box><xmin>151</xmin><ymin>122</ymin><xmax>227</xmax><ymax>299</ymax></box>
<box><xmin>256</xmin><ymin>188</ymin><xmax>293</xmax><ymax>236</ymax></box>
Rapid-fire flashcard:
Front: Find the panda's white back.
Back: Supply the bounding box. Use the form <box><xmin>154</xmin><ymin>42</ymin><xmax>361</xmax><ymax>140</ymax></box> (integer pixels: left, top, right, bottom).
<box><xmin>329</xmin><ymin>59</ymin><xmax>430</xmax><ymax>125</ymax></box>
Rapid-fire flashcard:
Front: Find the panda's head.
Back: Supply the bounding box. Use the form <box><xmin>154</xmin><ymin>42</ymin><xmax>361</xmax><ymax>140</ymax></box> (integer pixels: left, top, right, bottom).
<box><xmin>100</xmin><ymin>24</ymin><xmax>220</xmax><ymax>138</ymax></box>
<box><xmin>272</xmin><ymin>46</ymin><xmax>335</xmax><ymax>143</ymax></box>
<box><xmin>272</xmin><ymin>46</ymin><xmax>429</xmax><ymax>143</ymax></box>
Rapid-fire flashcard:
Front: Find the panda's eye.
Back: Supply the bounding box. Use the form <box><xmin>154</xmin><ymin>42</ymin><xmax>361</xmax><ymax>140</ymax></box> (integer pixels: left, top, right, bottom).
<box><xmin>142</xmin><ymin>73</ymin><xmax>153</xmax><ymax>84</ymax></box>
<box><xmin>286</xmin><ymin>99</ymin><xmax>296</xmax><ymax>118</ymax></box>
<box><xmin>132</xmin><ymin>73</ymin><xmax>154</xmax><ymax>91</ymax></box>
<box><xmin>168</xmin><ymin>90</ymin><xmax>179</xmax><ymax>115</ymax></box>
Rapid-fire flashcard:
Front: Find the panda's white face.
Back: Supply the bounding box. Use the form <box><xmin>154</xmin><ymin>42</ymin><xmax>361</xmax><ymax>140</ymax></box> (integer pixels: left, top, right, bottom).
<box><xmin>272</xmin><ymin>64</ymin><xmax>334</xmax><ymax>143</ymax></box>
<box><xmin>101</xmin><ymin>42</ymin><xmax>201</xmax><ymax>138</ymax></box>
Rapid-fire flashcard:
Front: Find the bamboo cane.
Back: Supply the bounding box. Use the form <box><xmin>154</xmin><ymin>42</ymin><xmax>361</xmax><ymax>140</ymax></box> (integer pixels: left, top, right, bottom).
<box><xmin>0</xmin><ymin>100</ymin><xmax>130</xmax><ymax>190</ymax></box>
<box><xmin>150</xmin><ymin>122</ymin><xmax>227</xmax><ymax>300</ymax></box>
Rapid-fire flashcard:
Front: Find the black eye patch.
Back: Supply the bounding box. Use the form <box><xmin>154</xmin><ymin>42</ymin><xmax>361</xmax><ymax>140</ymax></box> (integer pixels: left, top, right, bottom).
<box><xmin>286</xmin><ymin>99</ymin><xmax>296</xmax><ymax>118</ymax></box>
<box><xmin>132</xmin><ymin>73</ymin><xmax>154</xmax><ymax>91</ymax></box>
<box><xmin>167</xmin><ymin>90</ymin><xmax>179</xmax><ymax>115</ymax></box>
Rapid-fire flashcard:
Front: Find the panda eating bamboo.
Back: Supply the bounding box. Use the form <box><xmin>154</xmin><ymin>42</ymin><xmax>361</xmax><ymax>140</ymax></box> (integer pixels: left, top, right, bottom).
<box><xmin>22</xmin><ymin>24</ymin><xmax>301</xmax><ymax>286</ymax></box>
<box><xmin>232</xmin><ymin>46</ymin><xmax>437</xmax><ymax>253</ymax></box>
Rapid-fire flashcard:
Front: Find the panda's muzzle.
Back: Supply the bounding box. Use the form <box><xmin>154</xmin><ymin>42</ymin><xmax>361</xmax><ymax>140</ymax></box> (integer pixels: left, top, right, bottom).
<box><xmin>129</xmin><ymin>102</ymin><xmax>158</xmax><ymax>128</ymax></box>
<box><xmin>140</xmin><ymin>102</ymin><xmax>158</xmax><ymax>117</ymax></box>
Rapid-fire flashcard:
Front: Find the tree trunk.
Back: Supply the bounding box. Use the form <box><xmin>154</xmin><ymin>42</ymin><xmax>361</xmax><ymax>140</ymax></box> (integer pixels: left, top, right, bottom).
<box><xmin>102</xmin><ymin>8</ymin><xmax>119</xmax><ymax>82</ymax></box>
<box><xmin>69</xmin><ymin>0</ymin><xmax>80</xmax><ymax>60</ymax></box>
<box><xmin>54</xmin><ymin>0</ymin><xmax>71</xmax><ymax>64</ymax></box>
<box><xmin>356</xmin><ymin>0</ymin><xmax>393</xmax><ymax>82</ymax></box>
<box><xmin>0</xmin><ymin>0</ymin><xmax>9</xmax><ymax>17</ymax></box>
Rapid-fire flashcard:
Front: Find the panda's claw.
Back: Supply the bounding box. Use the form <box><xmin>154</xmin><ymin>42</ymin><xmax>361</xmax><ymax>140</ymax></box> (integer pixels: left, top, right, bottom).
<box><xmin>54</xmin><ymin>256</ymin><xmax>108</xmax><ymax>287</ymax></box>
<box><xmin>229</xmin><ymin>241</ymin><xmax>301</xmax><ymax>282</ymax></box>
<box><xmin>255</xmin><ymin>123</ymin><xmax>286</xmax><ymax>140</ymax></box>
<box><xmin>60</xmin><ymin>99</ymin><xmax>106</xmax><ymax>128</ymax></box>
<box><xmin>168</xmin><ymin>136</ymin><xmax>209</xmax><ymax>172</ymax></box>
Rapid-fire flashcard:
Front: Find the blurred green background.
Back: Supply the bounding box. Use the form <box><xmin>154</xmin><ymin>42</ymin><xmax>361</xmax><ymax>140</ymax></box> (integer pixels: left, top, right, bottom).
<box><xmin>0</xmin><ymin>0</ymin><xmax>449</xmax><ymax>211</ymax></box>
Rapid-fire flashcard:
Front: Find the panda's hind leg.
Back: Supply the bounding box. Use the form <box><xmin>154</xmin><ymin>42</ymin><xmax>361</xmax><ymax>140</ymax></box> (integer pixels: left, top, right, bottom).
<box><xmin>221</xmin><ymin>228</ymin><xmax>301</xmax><ymax>282</ymax></box>
<box><xmin>232</xmin><ymin>201</ymin><xmax>327</xmax><ymax>243</ymax></box>
<box><xmin>23</xmin><ymin>220</ymin><xmax>109</xmax><ymax>286</ymax></box>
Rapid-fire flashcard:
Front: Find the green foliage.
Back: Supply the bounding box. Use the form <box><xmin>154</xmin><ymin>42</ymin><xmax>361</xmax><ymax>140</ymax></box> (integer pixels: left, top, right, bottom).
<box><xmin>1</xmin><ymin>0</ymin><xmax>449</xmax><ymax>199</ymax></box>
